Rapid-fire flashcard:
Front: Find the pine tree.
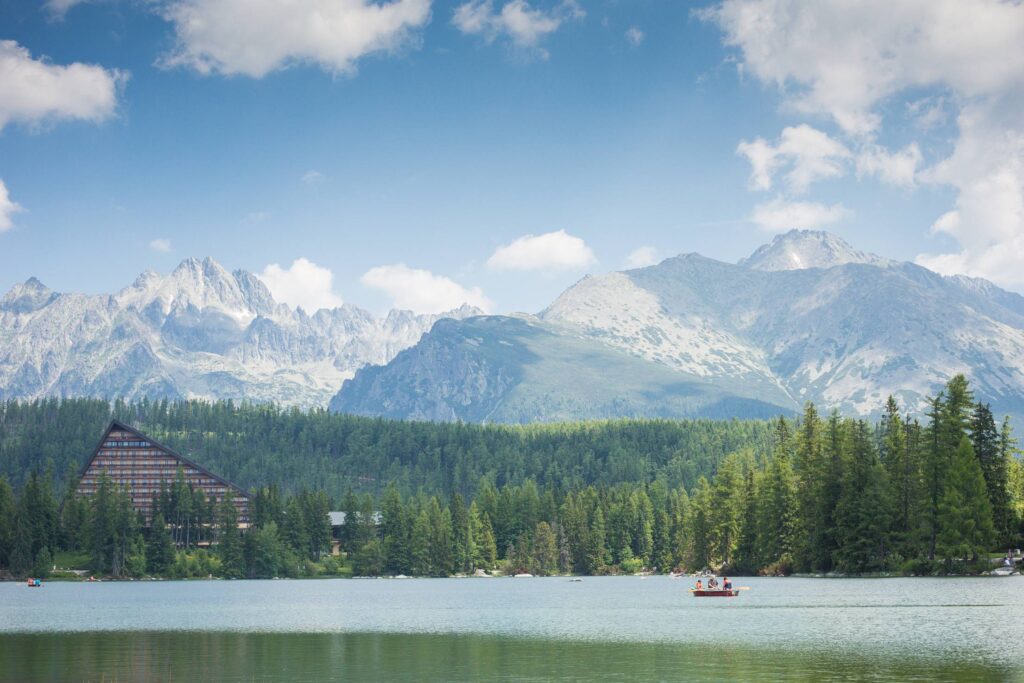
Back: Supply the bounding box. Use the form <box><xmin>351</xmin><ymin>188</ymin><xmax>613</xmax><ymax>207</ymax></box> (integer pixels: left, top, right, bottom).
<box><xmin>0</xmin><ymin>477</ymin><xmax>14</xmax><ymax>570</ymax></box>
<box><xmin>689</xmin><ymin>477</ymin><xmax>714</xmax><ymax>570</ymax></box>
<box><xmin>732</xmin><ymin>470</ymin><xmax>760</xmax><ymax>574</ymax></box>
<box><xmin>832</xmin><ymin>421</ymin><xmax>891</xmax><ymax>573</ymax></box>
<box><xmin>214</xmin><ymin>500</ymin><xmax>243</xmax><ymax>578</ymax></box>
<box><xmin>710</xmin><ymin>454</ymin><xmax>744</xmax><ymax>568</ymax></box>
<box><xmin>474</xmin><ymin>510</ymin><xmax>498</xmax><ymax>569</ymax></box>
<box><xmin>450</xmin><ymin>493</ymin><xmax>473</xmax><ymax>574</ymax></box>
<box><xmin>559</xmin><ymin>493</ymin><xmax>590</xmax><ymax>574</ymax></box>
<box><xmin>652</xmin><ymin>508</ymin><xmax>673</xmax><ymax>572</ymax></box>
<box><xmin>669</xmin><ymin>488</ymin><xmax>690</xmax><ymax>570</ymax></box>
<box><xmin>532</xmin><ymin>521</ymin><xmax>558</xmax><ymax>576</ymax></box>
<box><xmin>9</xmin><ymin>511</ymin><xmax>33</xmax><ymax>577</ymax></box>
<box><xmin>758</xmin><ymin>426</ymin><xmax>798</xmax><ymax>571</ymax></box>
<box><xmin>923</xmin><ymin>394</ymin><xmax>946</xmax><ymax>560</ymax></box>
<box><xmin>631</xmin><ymin>490</ymin><xmax>654</xmax><ymax>566</ymax></box>
<box><xmin>339</xmin><ymin>489</ymin><xmax>360</xmax><ymax>552</ymax></box>
<box><xmin>410</xmin><ymin>509</ymin><xmax>432</xmax><ymax>576</ymax></box>
<box><xmin>880</xmin><ymin>398</ymin><xmax>919</xmax><ymax>558</ymax></box>
<box><xmin>427</xmin><ymin>497</ymin><xmax>453</xmax><ymax>576</ymax></box>
<box><xmin>282</xmin><ymin>496</ymin><xmax>310</xmax><ymax>560</ymax></box>
<box><xmin>971</xmin><ymin>404</ymin><xmax>1012</xmax><ymax>546</ymax></box>
<box><xmin>61</xmin><ymin>486</ymin><xmax>89</xmax><ymax>553</ymax></box>
<box><xmin>381</xmin><ymin>485</ymin><xmax>410</xmax><ymax>574</ymax></box>
<box><xmin>147</xmin><ymin>511</ymin><xmax>175</xmax><ymax>575</ymax></box>
<box><xmin>32</xmin><ymin>546</ymin><xmax>53</xmax><ymax>579</ymax></box>
<box><xmin>793</xmin><ymin>403</ymin><xmax>824</xmax><ymax>571</ymax></box>
<box><xmin>1000</xmin><ymin>418</ymin><xmax>1022</xmax><ymax>542</ymax></box>
<box><xmin>936</xmin><ymin>436</ymin><xmax>995</xmax><ymax>569</ymax></box>
<box><xmin>585</xmin><ymin>506</ymin><xmax>607</xmax><ymax>574</ymax></box>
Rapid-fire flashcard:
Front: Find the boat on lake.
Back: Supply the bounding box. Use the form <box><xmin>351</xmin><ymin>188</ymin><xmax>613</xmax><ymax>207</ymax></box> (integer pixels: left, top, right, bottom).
<box><xmin>690</xmin><ymin>588</ymin><xmax>740</xmax><ymax>597</ymax></box>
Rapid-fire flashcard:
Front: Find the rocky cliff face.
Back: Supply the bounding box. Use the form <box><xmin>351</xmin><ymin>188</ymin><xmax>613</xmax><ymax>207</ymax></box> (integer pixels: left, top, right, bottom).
<box><xmin>332</xmin><ymin>231</ymin><xmax>1024</xmax><ymax>423</ymax></box>
<box><xmin>0</xmin><ymin>257</ymin><xmax>480</xmax><ymax>408</ymax></box>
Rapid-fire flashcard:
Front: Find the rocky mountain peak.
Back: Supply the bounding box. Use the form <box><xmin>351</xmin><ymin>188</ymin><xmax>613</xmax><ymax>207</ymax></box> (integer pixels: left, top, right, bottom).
<box><xmin>0</xmin><ymin>277</ymin><xmax>58</xmax><ymax>313</ymax></box>
<box><xmin>739</xmin><ymin>230</ymin><xmax>893</xmax><ymax>272</ymax></box>
<box><xmin>117</xmin><ymin>257</ymin><xmax>272</xmax><ymax>321</ymax></box>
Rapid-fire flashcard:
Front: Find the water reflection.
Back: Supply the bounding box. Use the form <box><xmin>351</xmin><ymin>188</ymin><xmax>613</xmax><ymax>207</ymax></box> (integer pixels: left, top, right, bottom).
<box><xmin>0</xmin><ymin>631</ymin><xmax>1014</xmax><ymax>683</ymax></box>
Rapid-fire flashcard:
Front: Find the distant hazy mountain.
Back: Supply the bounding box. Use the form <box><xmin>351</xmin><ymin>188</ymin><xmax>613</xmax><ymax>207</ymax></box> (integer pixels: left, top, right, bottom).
<box><xmin>331</xmin><ymin>230</ymin><xmax>1024</xmax><ymax>423</ymax></box>
<box><xmin>0</xmin><ymin>257</ymin><xmax>480</xmax><ymax>407</ymax></box>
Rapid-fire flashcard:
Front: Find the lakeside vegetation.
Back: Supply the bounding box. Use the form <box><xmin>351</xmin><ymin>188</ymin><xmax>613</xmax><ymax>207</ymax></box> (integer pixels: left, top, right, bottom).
<box><xmin>0</xmin><ymin>375</ymin><xmax>1022</xmax><ymax>579</ymax></box>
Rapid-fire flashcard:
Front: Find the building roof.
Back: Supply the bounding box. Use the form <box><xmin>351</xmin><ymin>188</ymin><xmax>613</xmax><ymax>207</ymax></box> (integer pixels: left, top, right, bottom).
<box><xmin>328</xmin><ymin>511</ymin><xmax>381</xmax><ymax>527</ymax></box>
<box><xmin>78</xmin><ymin>419</ymin><xmax>253</xmax><ymax>499</ymax></box>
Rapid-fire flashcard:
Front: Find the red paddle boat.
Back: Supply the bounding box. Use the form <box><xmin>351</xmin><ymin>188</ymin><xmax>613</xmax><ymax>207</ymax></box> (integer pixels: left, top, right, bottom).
<box><xmin>690</xmin><ymin>588</ymin><xmax>740</xmax><ymax>597</ymax></box>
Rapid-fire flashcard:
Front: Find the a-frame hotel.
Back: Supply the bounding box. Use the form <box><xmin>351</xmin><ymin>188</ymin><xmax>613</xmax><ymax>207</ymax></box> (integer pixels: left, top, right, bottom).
<box><xmin>76</xmin><ymin>420</ymin><xmax>251</xmax><ymax>527</ymax></box>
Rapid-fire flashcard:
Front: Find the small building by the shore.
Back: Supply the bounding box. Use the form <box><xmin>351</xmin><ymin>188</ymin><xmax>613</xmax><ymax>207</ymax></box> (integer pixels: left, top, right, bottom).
<box><xmin>75</xmin><ymin>420</ymin><xmax>251</xmax><ymax>527</ymax></box>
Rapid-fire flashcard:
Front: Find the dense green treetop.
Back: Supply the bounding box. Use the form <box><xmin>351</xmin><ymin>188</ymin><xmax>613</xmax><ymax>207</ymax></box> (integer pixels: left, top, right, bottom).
<box><xmin>0</xmin><ymin>397</ymin><xmax>775</xmax><ymax>499</ymax></box>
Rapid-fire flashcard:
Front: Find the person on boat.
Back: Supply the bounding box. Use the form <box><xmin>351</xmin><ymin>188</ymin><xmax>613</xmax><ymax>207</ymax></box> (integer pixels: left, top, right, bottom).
<box><xmin>723</xmin><ymin>577</ymin><xmax>732</xmax><ymax>590</ymax></box>
<box><xmin>708</xmin><ymin>576</ymin><xmax>719</xmax><ymax>589</ymax></box>
<box><xmin>695</xmin><ymin>579</ymin><xmax>703</xmax><ymax>591</ymax></box>
<box><xmin>34</xmin><ymin>578</ymin><xmax>41</xmax><ymax>587</ymax></box>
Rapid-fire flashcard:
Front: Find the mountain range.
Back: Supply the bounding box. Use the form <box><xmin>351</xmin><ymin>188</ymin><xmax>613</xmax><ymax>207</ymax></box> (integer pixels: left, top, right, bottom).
<box><xmin>4</xmin><ymin>230</ymin><xmax>1024</xmax><ymax>424</ymax></box>
<box><xmin>331</xmin><ymin>230</ymin><xmax>1024</xmax><ymax>423</ymax></box>
<box><xmin>0</xmin><ymin>257</ymin><xmax>479</xmax><ymax>408</ymax></box>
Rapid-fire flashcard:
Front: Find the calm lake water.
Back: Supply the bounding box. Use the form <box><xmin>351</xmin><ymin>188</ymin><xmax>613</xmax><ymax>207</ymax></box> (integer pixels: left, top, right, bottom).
<box><xmin>1</xmin><ymin>576</ymin><xmax>1022</xmax><ymax>681</ymax></box>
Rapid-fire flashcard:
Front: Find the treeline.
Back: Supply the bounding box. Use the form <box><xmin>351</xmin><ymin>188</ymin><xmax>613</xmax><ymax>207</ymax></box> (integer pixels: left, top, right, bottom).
<box><xmin>0</xmin><ymin>398</ymin><xmax>774</xmax><ymax>498</ymax></box>
<box><xmin>0</xmin><ymin>470</ymin><xmax>335</xmax><ymax>580</ymax></box>
<box><xmin>1</xmin><ymin>376</ymin><xmax>1022</xmax><ymax>579</ymax></box>
<box><xmin>334</xmin><ymin>375</ymin><xmax>1024</xmax><ymax>576</ymax></box>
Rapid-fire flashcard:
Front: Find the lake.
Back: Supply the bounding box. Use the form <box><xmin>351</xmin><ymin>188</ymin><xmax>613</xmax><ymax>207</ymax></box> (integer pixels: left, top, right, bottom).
<box><xmin>2</xmin><ymin>576</ymin><xmax>1022</xmax><ymax>681</ymax></box>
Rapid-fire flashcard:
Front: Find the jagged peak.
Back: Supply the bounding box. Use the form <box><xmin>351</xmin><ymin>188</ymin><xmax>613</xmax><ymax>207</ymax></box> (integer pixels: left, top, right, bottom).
<box><xmin>739</xmin><ymin>230</ymin><xmax>893</xmax><ymax>272</ymax></box>
<box><xmin>1</xmin><ymin>277</ymin><xmax>59</xmax><ymax>313</ymax></box>
<box><xmin>21</xmin><ymin>276</ymin><xmax>51</xmax><ymax>292</ymax></box>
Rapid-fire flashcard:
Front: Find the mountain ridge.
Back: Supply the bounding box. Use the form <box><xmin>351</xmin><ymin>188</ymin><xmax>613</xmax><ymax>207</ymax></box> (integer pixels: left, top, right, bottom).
<box><xmin>0</xmin><ymin>258</ymin><xmax>481</xmax><ymax>408</ymax></box>
<box><xmin>332</xmin><ymin>231</ymin><xmax>1024</xmax><ymax>423</ymax></box>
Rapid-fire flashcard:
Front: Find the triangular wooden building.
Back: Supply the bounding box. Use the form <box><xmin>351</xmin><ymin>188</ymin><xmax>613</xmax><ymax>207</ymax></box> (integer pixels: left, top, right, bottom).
<box><xmin>76</xmin><ymin>420</ymin><xmax>251</xmax><ymax>527</ymax></box>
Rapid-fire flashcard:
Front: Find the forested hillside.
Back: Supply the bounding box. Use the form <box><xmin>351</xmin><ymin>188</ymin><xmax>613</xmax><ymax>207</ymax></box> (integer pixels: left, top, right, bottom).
<box><xmin>1</xmin><ymin>377</ymin><xmax>1022</xmax><ymax>580</ymax></box>
<box><xmin>0</xmin><ymin>398</ymin><xmax>775</xmax><ymax>499</ymax></box>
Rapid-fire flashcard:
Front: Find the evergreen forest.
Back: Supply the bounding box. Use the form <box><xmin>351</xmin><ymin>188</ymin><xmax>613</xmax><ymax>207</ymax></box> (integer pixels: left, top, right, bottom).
<box><xmin>0</xmin><ymin>375</ymin><xmax>1022</xmax><ymax>580</ymax></box>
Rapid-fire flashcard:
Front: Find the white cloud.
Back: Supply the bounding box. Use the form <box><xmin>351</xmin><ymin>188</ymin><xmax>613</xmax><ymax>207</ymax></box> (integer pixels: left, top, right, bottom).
<box><xmin>624</xmin><ymin>246</ymin><xmax>658</xmax><ymax>269</ymax></box>
<box><xmin>44</xmin><ymin>0</ymin><xmax>87</xmax><ymax>18</ymax></box>
<box><xmin>703</xmin><ymin>0</ymin><xmax>1024</xmax><ymax>136</ymax></box>
<box><xmin>161</xmin><ymin>0</ymin><xmax>432</xmax><ymax>78</ymax></box>
<box><xmin>149</xmin><ymin>238</ymin><xmax>173</xmax><ymax>253</ymax></box>
<box><xmin>737</xmin><ymin>124</ymin><xmax>850</xmax><ymax>194</ymax></box>
<box><xmin>453</xmin><ymin>0</ymin><xmax>584</xmax><ymax>55</ymax></box>
<box><xmin>487</xmin><ymin>229</ymin><xmax>596</xmax><ymax>271</ymax></box>
<box><xmin>625</xmin><ymin>27</ymin><xmax>645</xmax><ymax>47</ymax></box>
<box><xmin>0</xmin><ymin>180</ymin><xmax>24</xmax><ymax>233</ymax></box>
<box><xmin>0</xmin><ymin>40</ymin><xmax>126</xmax><ymax>132</ymax></box>
<box><xmin>705</xmin><ymin>0</ymin><xmax>1024</xmax><ymax>288</ymax></box>
<box><xmin>856</xmin><ymin>143</ymin><xmax>921</xmax><ymax>188</ymax></box>
<box><xmin>301</xmin><ymin>170</ymin><xmax>325</xmax><ymax>185</ymax></box>
<box><xmin>360</xmin><ymin>263</ymin><xmax>492</xmax><ymax>314</ymax></box>
<box><xmin>916</xmin><ymin>103</ymin><xmax>1024</xmax><ymax>286</ymax></box>
<box><xmin>750</xmin><ymin>198</ymin><xmax>849</xmax><ymax>233</ymax></box>
<box><xmin>258</xmin><ymin>258</ymin><xmax>344</xmax><ymax>312</ymax></box>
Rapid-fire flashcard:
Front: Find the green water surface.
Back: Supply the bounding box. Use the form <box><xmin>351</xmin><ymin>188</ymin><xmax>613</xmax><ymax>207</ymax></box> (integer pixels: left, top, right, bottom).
<box><xmin>2</xmin><ymin>576</ymin><xmax>1022</xmax><ymax>681</ymax></box>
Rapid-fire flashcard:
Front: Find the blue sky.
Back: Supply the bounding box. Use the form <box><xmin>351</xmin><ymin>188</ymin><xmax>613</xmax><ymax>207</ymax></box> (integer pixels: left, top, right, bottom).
<box><xmin>1</xmin><ymin>0</ymin><xmax>1021</xmax><ymax>314</ymax></box>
